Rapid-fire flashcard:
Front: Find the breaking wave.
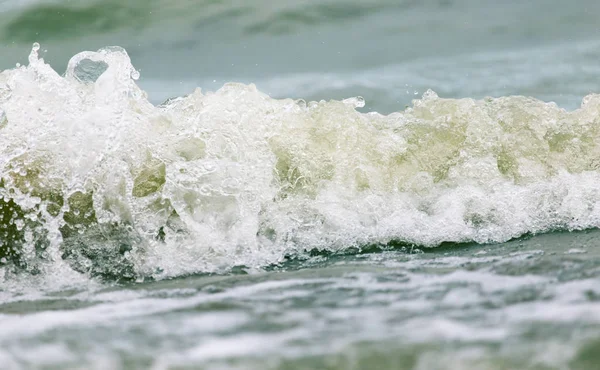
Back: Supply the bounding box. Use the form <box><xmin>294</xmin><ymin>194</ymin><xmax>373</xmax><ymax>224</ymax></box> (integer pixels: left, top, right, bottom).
<box><xmin>2</xmin><ymin>44</ymin><xmax>600</xmax><ymax>280</ymax></box>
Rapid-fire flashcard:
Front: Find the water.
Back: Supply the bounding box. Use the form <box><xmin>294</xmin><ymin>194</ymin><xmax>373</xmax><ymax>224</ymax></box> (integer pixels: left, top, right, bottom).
<box><xmin>1</xmin><ymin>1</ymin><xmax>600</xmax><ymax>369</ymax></box>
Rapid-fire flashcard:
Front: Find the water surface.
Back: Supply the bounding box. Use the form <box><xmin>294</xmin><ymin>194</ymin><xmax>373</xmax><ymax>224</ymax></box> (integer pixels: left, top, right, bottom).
<box><xmin>1</xmin><ymin>1</ymin><xmax>600</xmax><ymax>369</ymax></box>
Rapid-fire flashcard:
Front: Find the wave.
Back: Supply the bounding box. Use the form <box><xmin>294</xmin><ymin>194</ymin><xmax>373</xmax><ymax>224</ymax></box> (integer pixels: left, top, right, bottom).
<box><xmin>1</xmin><ymin>44</ymin><xmax>600</xmax><ymax>280</ymax></box>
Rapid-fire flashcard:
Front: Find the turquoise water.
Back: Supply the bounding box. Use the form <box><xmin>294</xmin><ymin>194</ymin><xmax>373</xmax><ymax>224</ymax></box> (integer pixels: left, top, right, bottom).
<box><xmin>2</xmin><ymin>1</ymin><xmax>600</xmax><ymax>369</ymax></box>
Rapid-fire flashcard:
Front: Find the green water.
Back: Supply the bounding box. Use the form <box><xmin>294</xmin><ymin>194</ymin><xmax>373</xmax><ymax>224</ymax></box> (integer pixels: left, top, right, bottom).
<box><xmin>3</xmin><ymin>232</ymin><xmax>600</xmax><ymax>368</ymax></box>
<box><xmin>2</xmin><ymin>0</ymin><xmax>600</xmax><ymax>111</ymax></box>
<box><xmin>2</xmin><ymin>1</ymin><xmax>600</xmax><ymax>369</ymax></box>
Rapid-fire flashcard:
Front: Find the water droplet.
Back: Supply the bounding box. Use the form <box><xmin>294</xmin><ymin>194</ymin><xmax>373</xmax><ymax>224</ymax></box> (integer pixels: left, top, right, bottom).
<box><xmin>28</xmin><ymin>43</ymin><xmax>40</xmax><ymax>64</ymax></box>
<box><xmin>15</xmin><ymin>219</ymin><xmax>25</xmax><ymax>231</ymax></box>
<box><xmin>130</xmin><ymin>70</ymin><xmax>140</xmax><ymax>80</ymax></box>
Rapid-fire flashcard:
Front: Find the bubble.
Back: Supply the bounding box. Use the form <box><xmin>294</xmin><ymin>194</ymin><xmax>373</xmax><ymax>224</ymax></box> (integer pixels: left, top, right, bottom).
<box><xmin>130</xmin><ymin>70</ymin><xmax>140</xmax><ymax>80</ymax></box>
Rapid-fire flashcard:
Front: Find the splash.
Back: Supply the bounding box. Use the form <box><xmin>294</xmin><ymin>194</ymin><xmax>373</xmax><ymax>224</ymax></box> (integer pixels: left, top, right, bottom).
<box><xmin>2</xmin><ymin>44</ymin><xmax>600</xmax><ymax>281</ymax></box>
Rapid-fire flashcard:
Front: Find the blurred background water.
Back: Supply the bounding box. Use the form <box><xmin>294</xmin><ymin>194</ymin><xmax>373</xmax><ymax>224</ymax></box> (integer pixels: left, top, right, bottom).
<box><xmin>1</xmin><ymin>0</ymin><xmax>600</xmax><ymax>111</ymax></box>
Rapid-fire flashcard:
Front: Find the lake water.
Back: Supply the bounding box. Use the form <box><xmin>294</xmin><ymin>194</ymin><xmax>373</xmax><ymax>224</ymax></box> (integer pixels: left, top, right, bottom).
<box><xmin>1</xmin><ymin>1</ymin><xmax>600</xmax><ymax>369</ymax></box>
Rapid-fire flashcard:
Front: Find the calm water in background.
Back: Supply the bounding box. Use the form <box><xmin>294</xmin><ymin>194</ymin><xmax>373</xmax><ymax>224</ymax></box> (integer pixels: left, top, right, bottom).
<box><xmin>2</xmin><ymin>0</ymin><xmax>600</xmax><ymax>111</ymax></box>
<box><xmin>1</xmin><ymin>1</ymin><xmax>600</xmax><ymax>369</ymax></box>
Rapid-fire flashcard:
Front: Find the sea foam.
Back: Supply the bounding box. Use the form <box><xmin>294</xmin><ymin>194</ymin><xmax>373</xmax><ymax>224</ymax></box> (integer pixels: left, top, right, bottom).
<box><xmin>2</xmin><ymin>45</ymin><xmax>600</xmax><ymax>280</ymax></box>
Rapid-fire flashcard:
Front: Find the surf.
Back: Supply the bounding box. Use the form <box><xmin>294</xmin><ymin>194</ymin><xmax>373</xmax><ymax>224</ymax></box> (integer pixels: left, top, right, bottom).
<box><xmin>2</xmin><ymin>44</ymin><xmax>600</xmax><ymax>281</ymax></box>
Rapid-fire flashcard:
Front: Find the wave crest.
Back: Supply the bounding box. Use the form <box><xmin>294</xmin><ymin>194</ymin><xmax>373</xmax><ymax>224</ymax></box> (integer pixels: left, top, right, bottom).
<box><xmin>2</xmin><ymin>45</ymin><xmax>600</xmax><ymax>280</ymax></box>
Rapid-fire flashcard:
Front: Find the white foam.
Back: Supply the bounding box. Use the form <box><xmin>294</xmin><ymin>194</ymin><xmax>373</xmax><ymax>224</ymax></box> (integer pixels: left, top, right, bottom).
<box><xmin>2</xmin><ymin>45</ymin><xmax>600</xmax><ymax>280</ymax></box>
